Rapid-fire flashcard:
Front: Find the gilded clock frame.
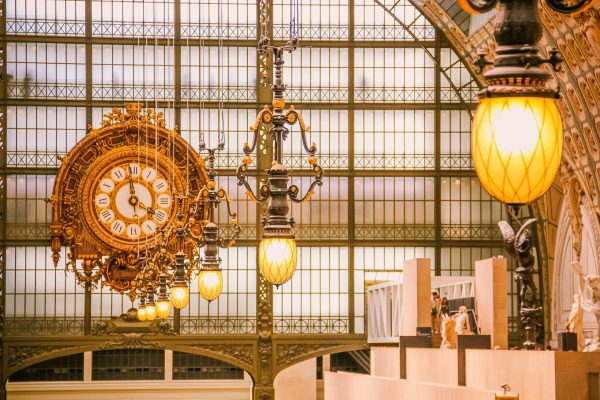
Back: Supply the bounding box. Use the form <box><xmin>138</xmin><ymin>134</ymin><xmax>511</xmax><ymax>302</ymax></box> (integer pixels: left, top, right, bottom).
<box><xmin>49</xmin><ymin>104</ymin><xmax>209</xmax><ymax>291</ymax></box>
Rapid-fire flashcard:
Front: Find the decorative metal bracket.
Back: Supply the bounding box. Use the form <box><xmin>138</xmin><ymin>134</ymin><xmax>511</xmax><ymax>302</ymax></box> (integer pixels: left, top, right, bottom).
<box><xmin>459</xmin><ymin>0</ymin><xmax>590</xmax><ymax>101</ymax></box>
<box><xmin>197</xmin><ymin>135</ymin><xmax>242</xmax><ymax>272</ymax></box>
<box><xmin>236</xmin><ymin>39</ymin><xmax>324</xmax><ymax>240</ymax></box>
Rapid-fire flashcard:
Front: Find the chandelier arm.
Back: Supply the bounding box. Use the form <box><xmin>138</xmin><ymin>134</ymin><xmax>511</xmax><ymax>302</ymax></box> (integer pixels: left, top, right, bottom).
<box><xmin>217</xmin><ymin>187</ymin><xmax>239</xmax><ymax>219</ymax></box>
<box><xmin>286</xmin><ymin>108</ymin><xmax>317</xmax><ymax>154</ymax></box>
<box><xmin>299</xmin><ymin>126</ymin><xmax>316</xmax><ymax>154</ymax></box>
<box><xmin>245</xmin><ymin>106</ymin><xmax>272</xmax><ymax>154</ymax></box>
<box><xmin>217</xmin><ymin>222</ymin><xmax>242</xmax><ymax>248</ymax></box>
<box><xmin>237</xmin><ymin>163</ymin><xmax>269</xmax><ymax>202</ymax></box>
<box><xmin>544</xmin><ymin>0</ymin><xmax>595</xmax><ymax>13</ymax></box>
<box><xmin>288</xmin><ymin>163</ymin><xmax>324</xmax><ymax>203</ymax></box>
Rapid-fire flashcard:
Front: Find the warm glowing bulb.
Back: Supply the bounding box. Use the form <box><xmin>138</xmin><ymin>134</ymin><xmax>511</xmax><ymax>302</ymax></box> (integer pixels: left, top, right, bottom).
<box><xmin>198</xmin><ymin>269</ymin><xmax>223</xmax><ymax>302</ymax></box>
<box><xmin>156</xmin><ymin>299</ymin><xmax>171</xmax><ymax>319</ymax></box>
<box><xmin>145</xmin><ymin>304</ymin><xmax>157</xmax><ymax>321</ymax></box>
<box><xmin>259</xmin><ymin>238</ymin><xmax>297</xmax><ymax>286</ymax></box>
<box><xmin>171</xmin><ymin>285</ymin><xmax>190</xmax><ymax>309</ymax></box>
<box><xmin>137</xmin><ymin>306</ymin><xmax>147</xmax><ymax>322</ymax></box>
<box><xmin>472</xmin><ymin>96</ymin><xmax>563</xmax><ymax>204</ymax></box>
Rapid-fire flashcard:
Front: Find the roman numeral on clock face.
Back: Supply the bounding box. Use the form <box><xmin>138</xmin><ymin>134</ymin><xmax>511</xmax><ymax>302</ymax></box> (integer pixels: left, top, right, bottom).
<box><xmin>99</xmin><ymin>209</ymin><xmax>114</xmax><ymax>223</ymax></box>
<box><xmin>96</xmin><ymin>193</ymin><xmax>110</xmax><ymax>208</ymax></box>
<box><xmin>100</xmin><ymin>178</ymin><xmax>115</xmax><ymax>193</ymax></box>
<box><xmin>142</xmin><ymin>220</ymin><xmax>157</xmax><ymax>234</ymax></box>
<box><xmin>142</xmin><ymin>166</ymin><xmax>157</xmax><ymax>182</ymax></box>
<box><xmin>127</xmin><ymin>224</ymin><xmax>140</xmax><ymax>238</ymax></box>
<box><xmin>128</xmin><ymin>163</ymin><xmax>140</xmax><ymax>176</ymax></box>
<box><xmin>111</xmin><ymin>220</ymin><xmax>124</xmax><ymax>234</ymax></box>
<box><xmin>157</xmin><ymin>194</ymin><xmax>170</xmax><ymax>208</ymax></box>
<box><xmin>111</xmin><ymin>167</ymin><xmax>126</xmax><ymax>182</ymax></box>
<box><xmin>153</xmin><ymin>179</ymin><xmax>168</xmax><ymax>193</ymax></box>
<box><xmin>154</xmin><ymin>209</ymin><xmax>167</xmax><ymax>223</ymax></box>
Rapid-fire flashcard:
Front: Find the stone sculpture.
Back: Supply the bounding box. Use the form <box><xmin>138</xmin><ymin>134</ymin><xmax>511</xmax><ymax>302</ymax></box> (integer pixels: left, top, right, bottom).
<box><xmin>565</xmin><ymin>293</ymin><xmax>584</xmax><ymax>351</ymax></box>
<box><xmin>454</xmin><ymin>305</ymin><xmax>472</xmax><ymax>336</ymax></box>
<box><xmin>440</xmin><ymin>314</ymin><xmax>457</xmax><ymax>349</ymax></box>
<box><xmin>572</xmin><ymin>261</ymin><xmax>600</xmax><ymax>351</ymax></box>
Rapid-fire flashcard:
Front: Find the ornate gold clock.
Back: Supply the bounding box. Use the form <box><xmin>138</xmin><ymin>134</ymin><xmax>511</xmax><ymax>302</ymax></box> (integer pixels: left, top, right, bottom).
<box><xmin>50</xmin><ymin>103</ymin><xmax>208</xmax><ymax>293</ymax></box>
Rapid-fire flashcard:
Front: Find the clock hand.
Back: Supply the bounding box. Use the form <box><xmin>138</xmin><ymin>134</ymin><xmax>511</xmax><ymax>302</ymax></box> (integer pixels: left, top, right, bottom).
<box><xmin>128</xmin><ymin>166</ymin><xmax>136</xmax><ymax>195</ymax></box>
<box><xmin>138</xmin><ymin>202</ymin><xmax>156</xmax><ymax>215</ymax></box>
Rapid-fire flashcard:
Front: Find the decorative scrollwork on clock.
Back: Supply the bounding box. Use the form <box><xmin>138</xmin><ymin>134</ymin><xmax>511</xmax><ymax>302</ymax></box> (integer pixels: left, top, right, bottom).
<box><xmin>50</xmin><ymin>103</ymin><xmax>208</xmax><ymax>293</ymax></box>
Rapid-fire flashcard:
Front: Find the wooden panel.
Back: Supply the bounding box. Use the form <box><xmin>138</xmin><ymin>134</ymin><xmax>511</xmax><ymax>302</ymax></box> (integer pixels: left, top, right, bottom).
<box><xmin>324</xmin><ymin>371</ymin><xmax>496</xmax><ymax>400</ymax></box>
<box><xmin>475</xmin><ymin>256</ymin><xmax>508</xmax><ymax>349</ymax></box>
<box><xmin>406</xmin><ymin>348</ymin><xmax>458</xmax><ymax>386</ymax></box>
<box><xmin>401</xmin><ymin>258</ymin><xmax>432</xmax><ymax>336</ymax></box>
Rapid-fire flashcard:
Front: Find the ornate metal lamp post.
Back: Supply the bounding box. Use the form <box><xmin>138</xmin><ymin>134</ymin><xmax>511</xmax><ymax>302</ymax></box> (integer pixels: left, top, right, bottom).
<box><xmin>197</xmin><ymin>137</ymin><xmax>241</xmax><ymax>302</ymax></box>
<box><xmin>237</xmin><ymin>37</ymin><xmax>323</xmax><ymax>287</ymax></box>
<box><xmin>134</xmin><ymin>146</ymin><xmax>241</xmax><ymax>316</ymax></box>
<box><xmin>458</xmin><ymin>0</ymin><xmax>594</xmax><ymax>348</ymax></box>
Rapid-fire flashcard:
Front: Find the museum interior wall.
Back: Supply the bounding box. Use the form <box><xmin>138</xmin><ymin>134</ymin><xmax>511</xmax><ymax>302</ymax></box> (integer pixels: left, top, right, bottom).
<box><xmin>2</xmin><ymin>0</ymin><xmax>600</xmax><ymax>399</ymax></box>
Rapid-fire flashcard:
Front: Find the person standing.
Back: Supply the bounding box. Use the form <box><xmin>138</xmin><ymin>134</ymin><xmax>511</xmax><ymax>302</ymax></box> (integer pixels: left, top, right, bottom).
<box><xmin>440</xmin><ymin>297</ymin><xmax>450</xmax><ymax>318</ymax></box>
<box><xmin>431</xmin><ymin>291</ymin><xmax>441</xmax><ymax>333</ymax></box>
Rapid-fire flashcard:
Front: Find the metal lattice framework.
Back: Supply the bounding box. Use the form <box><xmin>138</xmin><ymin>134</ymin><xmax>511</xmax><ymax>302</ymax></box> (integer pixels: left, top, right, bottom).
<box><xmin>0</xmin><ymin>0</ymin><xmax>529</xmax><ymax>398</ymax></box>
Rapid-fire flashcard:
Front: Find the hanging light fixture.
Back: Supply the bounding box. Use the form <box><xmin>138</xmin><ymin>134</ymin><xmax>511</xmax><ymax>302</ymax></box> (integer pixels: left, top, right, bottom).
<box><xmin>237</xmin><ymin>37</ymin><xmax>323</xmax><ymax>286</ymax></box>
<box><xmin>458</xmin><ymin>0</ymin><xmax>593</xmax><ymax>205</ymax></box>
<box><xmin>145</xmin><ymin>284</ymin><xmax>157</xmax><ymax>321</ymax></box>
<box><xmin>155</xmin><ymin>274</ymin><xmax>171</xmax><ymax>319</ymax></box>
<box><xmin>137</xmin><ymin>295</ymin><xmax>147</xmax><ymax>321</ymax></box>
<box><xmin>196</xmin><ymin>135</ymin><xmax>240</xmax><ymax>301</ymax></box>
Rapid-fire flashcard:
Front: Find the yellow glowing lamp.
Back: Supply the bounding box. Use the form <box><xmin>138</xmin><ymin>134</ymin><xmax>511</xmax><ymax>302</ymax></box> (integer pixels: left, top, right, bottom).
<box><xmin>137</xmin><ymin>306</ymin><xmax>147</xmax><ymax>322</ymax></box>
<box><xmin>145</xmin><ymin>304</ymin><xmax>157</xmax><ymax>321</ymax></box>
<box><xmin>259</xmin><ymin>238</ymin><xmax>297</xmax><ymax>286</ymax></box>
<box><xmin>472</xmin><ymin>96</ymin><xmax>562</xmax><ymax>205</ymax></box>
<box><xmin>171</xmin><ymin>284</ymin><xmax>190</xmax><ymax>309</ymax></box>
<box><xmin>156</xmin><ymin>299</ymin><xmax>171</xmax><ymax>319</ymax></box>
<box><xmin>198</xmin><ymin>269</ymin><xmax>224</xmax><ymax>302</ymax></box>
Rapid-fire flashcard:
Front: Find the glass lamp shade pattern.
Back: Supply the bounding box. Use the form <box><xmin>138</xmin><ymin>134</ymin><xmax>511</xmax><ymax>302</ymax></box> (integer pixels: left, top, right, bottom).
<box><xmin>137</xmin><ymin>306</ymin><xmax>147</xmax><ymax>321</ymax></box>
<box><xmin>472</xmin><ymin>96</ymin><xmax>563</xmax><ymax>204</ymax></box>
<box><xmin>156</xmin><ymin>299</ymin><xmax>171</xmax><ymax>319</ymax></box>
<box><xmin>259</xmin><ymin>238</ymin><xmax>297</xmax><ymax>286</ymax></box>
<box><xmin>145</xmin><ymin>304</ymin><xmax>157</xmax><ymax>321</ymax></box>
<box><xmin>170</xmin><ymin>285</ymin><xmax>190</xmax><ymax>309</ymax></box>
<box><xmin>198</xmin><ymin>269</ymin><xmax>224</xmax><ymax>302</ymax></box>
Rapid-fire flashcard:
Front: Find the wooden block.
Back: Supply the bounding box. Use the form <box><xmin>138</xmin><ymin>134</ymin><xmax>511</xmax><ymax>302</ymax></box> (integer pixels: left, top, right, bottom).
<box><xmin>399</xmin><ymin>336</ymin><xmax>432</xmax><ymax>379</ymax></box>
<box><xmin>401</xmin><ymin>258</ymin><xmax>431</xmax><ymax>336</ymax></box>
<box><xmin>457</xmin><ymin>335</ymin><xmax>491</xmax><ymax>386</ymax></box>
<box><xmin>475</xmin><ymin>257</ymin><xmax>508</xmax><ymax>349</ymax></box>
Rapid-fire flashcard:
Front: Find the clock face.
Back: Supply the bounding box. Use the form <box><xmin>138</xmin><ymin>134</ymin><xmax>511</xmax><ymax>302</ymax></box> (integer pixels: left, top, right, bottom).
<box><xmin>92</xmin><ymin>161</ymin><xmax>173</xmax><ymax>243</ymax></box>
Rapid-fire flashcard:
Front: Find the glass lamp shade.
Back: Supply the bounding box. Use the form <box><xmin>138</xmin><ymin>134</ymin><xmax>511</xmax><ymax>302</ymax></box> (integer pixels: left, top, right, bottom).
<box><xmin>145</xmin><ymin>304</ymin><xmax>157</xmax><ymax>321</ymax></box>
<box><xmin>198</xmin><ymin>269</ymin><xmax>224</xmax><ymax>302</ymax></box>
<box><xmin>472</xmin><ymin>96</ymin><xmax>563</xmax><ymax>205</ymax></box>
<box><xmin>156</xmin><ymin>299</ymin><xmax>171</xmax><ymax>319</ymax></box>
<box><xmin>259</xmin><ymin>238</ymin><xmax>297</xmax><ymax>286</ymax></box>
<box><xmin>170</xmin><ymin>285</ymin><xmax>190</xmax><ymax>309</ymax></box>
<box><xmin>137</xmin><ymin>306</ymin><xmax>147</xmax><ymax>322</ymax></box>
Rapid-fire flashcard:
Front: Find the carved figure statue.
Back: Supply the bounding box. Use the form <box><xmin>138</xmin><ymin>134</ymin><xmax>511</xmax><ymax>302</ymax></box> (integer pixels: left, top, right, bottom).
<box><xmin>440</xmin><ymin>314</ymin><xmax>457</xmax><ymax>349</ymax></box>
<box><xmin>499</xmin><ymin>217</ymin><xmax>541</xmax><ymax>349</ymax></box>
<box><xmin>572</xmin><ymin>261</ymin><xmax>600</xmax><ymax>351</ymax></box>
<box><xmin>499</xmin><ymin>218</ymin><xmax>538</xmax><ymax>307</ymax></box>
<box><xmin>454</xmin><ymin>306</ymin><xmax>472</xmax><ymax>336</ymax></box>
<box><xmin>566</xmin><ymin>293</ymin><xmax>584</xmax><ymax>351</ymax></box>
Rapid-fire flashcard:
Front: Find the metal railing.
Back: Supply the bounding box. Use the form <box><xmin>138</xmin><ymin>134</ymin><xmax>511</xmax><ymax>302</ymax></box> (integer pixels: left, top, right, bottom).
<box><xmin>367</xmin><ymin>276</ymin><xmax>475</xmax><ymax>343</ymax></box>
